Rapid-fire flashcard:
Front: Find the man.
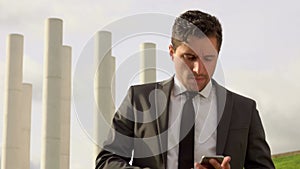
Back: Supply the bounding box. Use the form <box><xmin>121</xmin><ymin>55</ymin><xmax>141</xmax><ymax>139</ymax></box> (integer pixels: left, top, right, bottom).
<box><xmin>96</xmin><ymin>10</ymin><xmax>275</xmax><ymax>169</ymax></box>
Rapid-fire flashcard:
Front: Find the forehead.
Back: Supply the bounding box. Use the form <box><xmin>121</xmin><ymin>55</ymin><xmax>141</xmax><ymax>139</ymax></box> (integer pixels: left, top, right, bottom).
<box><xmin>180</xmin><ymin>36</ymin><xmax>219</xmax><ymax>55</ymax></box>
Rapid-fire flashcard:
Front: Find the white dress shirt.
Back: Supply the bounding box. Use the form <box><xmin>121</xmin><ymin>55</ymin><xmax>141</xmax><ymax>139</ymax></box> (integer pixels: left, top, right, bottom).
<box><xmin>167</xmin><ymin>76</ymin><xmax>218</xmax><ymax>169</ymax></box>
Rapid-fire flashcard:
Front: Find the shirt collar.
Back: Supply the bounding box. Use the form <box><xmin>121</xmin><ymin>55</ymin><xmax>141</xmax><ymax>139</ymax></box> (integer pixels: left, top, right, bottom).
<box><xmin>173</xmin><ymin>75</ymin><xmax>212</xmax><ymax>98</ymax></box>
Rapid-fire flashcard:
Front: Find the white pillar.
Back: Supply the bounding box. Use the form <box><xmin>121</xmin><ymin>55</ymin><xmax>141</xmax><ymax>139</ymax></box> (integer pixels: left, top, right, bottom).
<box><xmin>1</xmin><ymin>34</ymin><xmax>24</xmax><ymax>169</ymax></box>
<box><xmin>41</xmin><ymin>18</ymin><xmax>63</xmax><ymax>169</ymax></box>
<box><xmin>140</xmin><ymin>43</ymin><xmax>156</xmax><ymax>83</ymax></box>
<box><xmin>20</xmin><ymin>83</ymin><xmax>33</xmax><ymax>169</ymax></box>
<box><xmin>94</xmin><ymin>31</ymin><xmax>115</xmax><ymax>158</ymax></box>
<box><xmin>60</xmin><ymin>46</ymin><xmax>72</xmax><ymax>169</ymax></box>
<box><xmin>110</xmin><ymin>56</ymin><xmax>116</xmax><ymax>114</ymax></box>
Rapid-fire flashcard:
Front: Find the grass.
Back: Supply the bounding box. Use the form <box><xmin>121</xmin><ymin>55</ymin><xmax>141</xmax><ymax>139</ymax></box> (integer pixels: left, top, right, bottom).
<box><xmin>273</xmin><ymin>154</ymin><xmax>300</xmax><ymax>169</ymax></box>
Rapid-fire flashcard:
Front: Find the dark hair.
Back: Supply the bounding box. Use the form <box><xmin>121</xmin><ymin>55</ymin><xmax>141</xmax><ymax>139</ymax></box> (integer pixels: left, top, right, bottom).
<box><xmin>171</xmin><ymin>10</ymin><xmax>222</xmax><ymax>52</ymax></box>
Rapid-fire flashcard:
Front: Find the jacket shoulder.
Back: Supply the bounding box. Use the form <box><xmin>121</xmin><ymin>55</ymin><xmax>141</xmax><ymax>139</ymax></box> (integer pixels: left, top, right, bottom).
<box><xmin>213</xmin><ymin>80</ymin><xmax>256</xmax><ymax>108</ymax></box>
<box><xmin>130</xmin><ymin>78</ymin><xmax>173</xmax><ymax>93</ymax></box>
<box><xmin>226</xmin><ymin>89</ymin><xmax>256</xmax><ymax>105</ymax></box>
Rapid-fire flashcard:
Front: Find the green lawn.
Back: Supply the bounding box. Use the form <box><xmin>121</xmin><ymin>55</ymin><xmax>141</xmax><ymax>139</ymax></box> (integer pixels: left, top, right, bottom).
<box><xmin>273</xmin><ymin>154</ymin><xmax>300</xmax><ymax>169</ymax></box>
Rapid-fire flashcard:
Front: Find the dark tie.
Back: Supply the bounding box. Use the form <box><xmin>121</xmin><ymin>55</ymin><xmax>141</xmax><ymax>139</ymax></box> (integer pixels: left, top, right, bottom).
<box><xmin>178</xmin><ymin>91</ymin><xmax>197</xmax><ymax>169</ymax></box>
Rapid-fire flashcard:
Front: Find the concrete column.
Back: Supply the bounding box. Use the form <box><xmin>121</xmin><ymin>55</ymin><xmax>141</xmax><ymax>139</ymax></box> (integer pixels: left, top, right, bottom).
<box><xmin>110</xmin><ymin>56</ymin><xmax>116</xmax><ymax>114</ymax></box>
<box><xmin>41</xmin><ymin>18</ymin><xmax>63</xmax><ymax>169</ymax></box>
<box><xmin>140</xmin><ymin>43</ymin><xmax>156</xmax><ymax>83</ymax></box>
<box><xmin>94</xmin><ymin>31</ymin><xmax>116</xmax><ymax>158</ymax></box>
<box><xmin>1</xmin><ymin>34</ymin><xmax>24</xmax><ymax>169</ymax></box>
<box><xmin>20</xmin><ymin>83</ymin><xmax>33</xmax><ymax>169</ymax></box>
<box><xmin>60</xmin><ymin>46</ymin><xmax>72</xmax><ymax>169</ymax></box>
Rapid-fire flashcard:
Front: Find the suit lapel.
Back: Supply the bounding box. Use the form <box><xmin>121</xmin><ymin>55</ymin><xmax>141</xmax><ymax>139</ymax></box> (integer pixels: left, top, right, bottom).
<box><xmin>213</xmin><ymin>80</ymin><xmax>234</xmax><ymax>154</ymax></box>
<box><xmin>155</xmin><ymin>77</ymin><xmax>174</xmax><ymax>169</ymax></box>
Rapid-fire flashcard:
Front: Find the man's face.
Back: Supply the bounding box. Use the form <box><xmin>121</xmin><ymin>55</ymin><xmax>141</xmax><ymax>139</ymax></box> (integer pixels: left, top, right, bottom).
<box><xmin>169</xmin><ymin>36</ymin><xmax>219</xmax><ymax>91</ymax></box>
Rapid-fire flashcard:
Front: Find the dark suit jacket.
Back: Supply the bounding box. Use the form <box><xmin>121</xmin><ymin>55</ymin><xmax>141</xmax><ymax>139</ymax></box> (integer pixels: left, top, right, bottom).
<box><xmin>96</xmin><ymin>77</ymin><xmax>275</xmax><ymax>169</ymax></box>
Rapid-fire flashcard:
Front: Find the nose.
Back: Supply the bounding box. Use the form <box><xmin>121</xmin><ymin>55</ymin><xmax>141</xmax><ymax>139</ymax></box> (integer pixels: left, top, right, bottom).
<box><xmin>192</xmin><ymin>59</ymin><xmax>205</xmax><ymax>75</ymax></box>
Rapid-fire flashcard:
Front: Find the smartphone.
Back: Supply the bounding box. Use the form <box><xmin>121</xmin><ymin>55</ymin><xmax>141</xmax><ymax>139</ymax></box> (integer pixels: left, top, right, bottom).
<box><xmin>200</xmin><ymin>155</ymin><xmax>224</xmax><ymax>169</ymax></box>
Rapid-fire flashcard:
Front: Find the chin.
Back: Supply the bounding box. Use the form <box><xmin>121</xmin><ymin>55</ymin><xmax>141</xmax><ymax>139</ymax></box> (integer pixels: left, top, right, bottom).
<box><xmin>196</xmin><ymin>83</ymin><xmax>206</xmax><ymax>91</ymax></box>
<box><xmin>186</xmin><ymin>83</ymin><xmax>199</xmax><ymax>91</ymax></box>
<box><xmin>186</xmin><ymin>80</ymin><xmax>207</xmax><ymax>91</ymax></box>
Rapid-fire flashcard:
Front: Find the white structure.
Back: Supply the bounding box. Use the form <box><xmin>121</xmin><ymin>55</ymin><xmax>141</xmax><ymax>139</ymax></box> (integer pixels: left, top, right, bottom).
<box><xmin>20</xmin><ymin>83</ymin><xmax>33</xmax><ymax>169</ymax></box>
<box><xmin>1</xmin><ymin>34</ymin><xmax>23</xmax><ymax>169</ymax></box>
<box><xmin>94</xmin><ymin>31</ymin><xmax>116</xmax><ymax>158</ymax></box>
<box><xmin>60</xmin><ymin>46</ymin><xmax>72</xmax><ymax>169</ymax></box>
<box><xmin>1</xmin><ymin>23</ymin><xmax>159</xmax><ymax>169</ymax></box>
<box><xmin>140</xmin><ymin>43</ymin><xmax>156</xmax><ymax>83</ymax></box>
<box><xmin>41</xmin><ymin>18</ymin><xmax>63</xmax><ymax>169</ymax></box>
<box><xmin>1</xmin><ymin>34</ymin><xmax>32</xmax><ymax>169</ymax></box>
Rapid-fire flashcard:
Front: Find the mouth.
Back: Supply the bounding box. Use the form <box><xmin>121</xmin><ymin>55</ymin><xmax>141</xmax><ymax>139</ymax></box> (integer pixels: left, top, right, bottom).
<box><xmin>188</xmin><ymin>74</ymin><xmax>208</xmax><ymax>81</ymax></box>
<box><xmin>194</xmin><ymin>76</ymin><xmax>207</xmax><ymax>81</ymax></box>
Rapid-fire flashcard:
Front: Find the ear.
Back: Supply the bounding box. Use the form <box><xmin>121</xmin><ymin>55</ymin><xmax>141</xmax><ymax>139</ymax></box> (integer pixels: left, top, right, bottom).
<box><xmin>169</xmin><ymin>44</ymin><xmax>175</xmax><ymax>60</ymax></box>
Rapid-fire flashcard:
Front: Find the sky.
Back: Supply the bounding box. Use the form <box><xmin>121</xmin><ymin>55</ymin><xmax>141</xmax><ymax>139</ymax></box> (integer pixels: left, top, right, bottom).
<box><xmin>1</xmin><ymin>0</ymin><xmax>300</xmax><ymax>168</ymax></box>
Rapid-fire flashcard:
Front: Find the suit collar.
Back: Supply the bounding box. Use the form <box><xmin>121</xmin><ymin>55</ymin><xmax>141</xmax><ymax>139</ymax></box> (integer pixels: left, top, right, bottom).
<box><xmin>156</xmin><ymin>77</ymin><xmax>174</xmax><ymax>169</ymax></box>
<box><xmin>156</xmin><ymin>76</ymin><xmax>173</xmax><ymax>133</ymax></box>
<box><xmin>212</xmin><ymin>80</ymin><xmax>234</xmax><ymax>155</ymax></box>
<box><xmin>173</xmin><ymin>76</ymin><xmax>212</xmax><ymax>98</ymax></box>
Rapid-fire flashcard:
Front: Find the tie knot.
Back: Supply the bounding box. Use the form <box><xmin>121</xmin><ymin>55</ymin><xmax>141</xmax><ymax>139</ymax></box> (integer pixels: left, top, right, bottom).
<box><xmin>185</xmin><ymin>91</ymin><xmax>197</xmax><ymax>100</ymax></box>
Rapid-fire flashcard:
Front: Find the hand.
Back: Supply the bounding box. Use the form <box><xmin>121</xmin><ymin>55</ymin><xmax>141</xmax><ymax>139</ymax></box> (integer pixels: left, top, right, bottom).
<box><xmin>194</xmin><ymin>156</ymin><xmax>231</xmax><ymax>169</ymax></box>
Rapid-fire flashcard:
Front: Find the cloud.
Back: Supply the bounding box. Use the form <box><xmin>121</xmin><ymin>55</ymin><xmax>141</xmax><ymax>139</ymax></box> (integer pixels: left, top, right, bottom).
<box><xmin>223</xmin><ymin>56</ymin><xmax>300</xmax><ymax>154</ymax></box>
<box><xmin>30</xmin><ymin>160</ymin><xmax>40</xmax><ymax>169</ymax></box>
<box><xmin>70</xmin><ymin>117</ymin><xmax>95</xmax><ymax>169</ymax></box>
<box><xmin>0</xmin><ymin>0</ymin><xmax>52</xmax><ymax>29</ymax></box>
<box><xmin>23</xmin><ymin>55</ymin><xmax>43</xmax><ymax>101</ymax></box>
<box><xmin>0</xmin><ymin>60</ymin><xmax>5</xmax><ymax>117</ymax></box>
<box><xmin>0</xmin><ymin>59</ymin><xmax>4</xmax><ymax>86</ymax></box>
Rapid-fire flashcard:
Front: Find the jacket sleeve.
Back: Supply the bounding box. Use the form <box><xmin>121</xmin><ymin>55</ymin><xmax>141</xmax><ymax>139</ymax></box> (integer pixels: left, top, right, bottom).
<box><xmin>244</xmin><ymin>102</ymin><xmax>275</xmax><ymax>169</ymax></box>
<box><xmin>95</xmin><ymin>87</ymin><xmax>151</xmax><ymax>169</ymax></box>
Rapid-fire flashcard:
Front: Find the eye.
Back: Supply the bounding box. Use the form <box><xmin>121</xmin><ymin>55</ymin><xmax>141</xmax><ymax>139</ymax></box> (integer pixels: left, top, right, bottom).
<box><xmin>203</xmin><ymin>55</ymin><xmax>215</xmax><ymax>61</ymax></box>
<box><xmin>182</xmin><ymin>54</ymin><xmax>198</xmax><ymax>61</ymax></box>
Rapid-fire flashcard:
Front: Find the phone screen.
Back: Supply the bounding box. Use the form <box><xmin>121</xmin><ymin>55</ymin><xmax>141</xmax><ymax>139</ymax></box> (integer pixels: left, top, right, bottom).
<box><xmin>200</xmin><ymin>155</ymin><xmax>224</xmax><ymax>169</ymax></box>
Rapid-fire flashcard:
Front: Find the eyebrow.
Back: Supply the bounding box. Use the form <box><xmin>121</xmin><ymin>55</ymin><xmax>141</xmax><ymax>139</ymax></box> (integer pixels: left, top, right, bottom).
<box><xmin>183</xmin><ymin>52</ymin><xmax>197</xmax><ymax>56</ymax></box>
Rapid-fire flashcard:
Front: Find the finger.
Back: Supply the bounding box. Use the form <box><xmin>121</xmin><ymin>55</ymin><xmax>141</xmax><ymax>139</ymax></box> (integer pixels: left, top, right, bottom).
<box><xmin>221</xmin><ymin>156</ymin><xmax>231</xmax><ymax>168</ymax></box>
